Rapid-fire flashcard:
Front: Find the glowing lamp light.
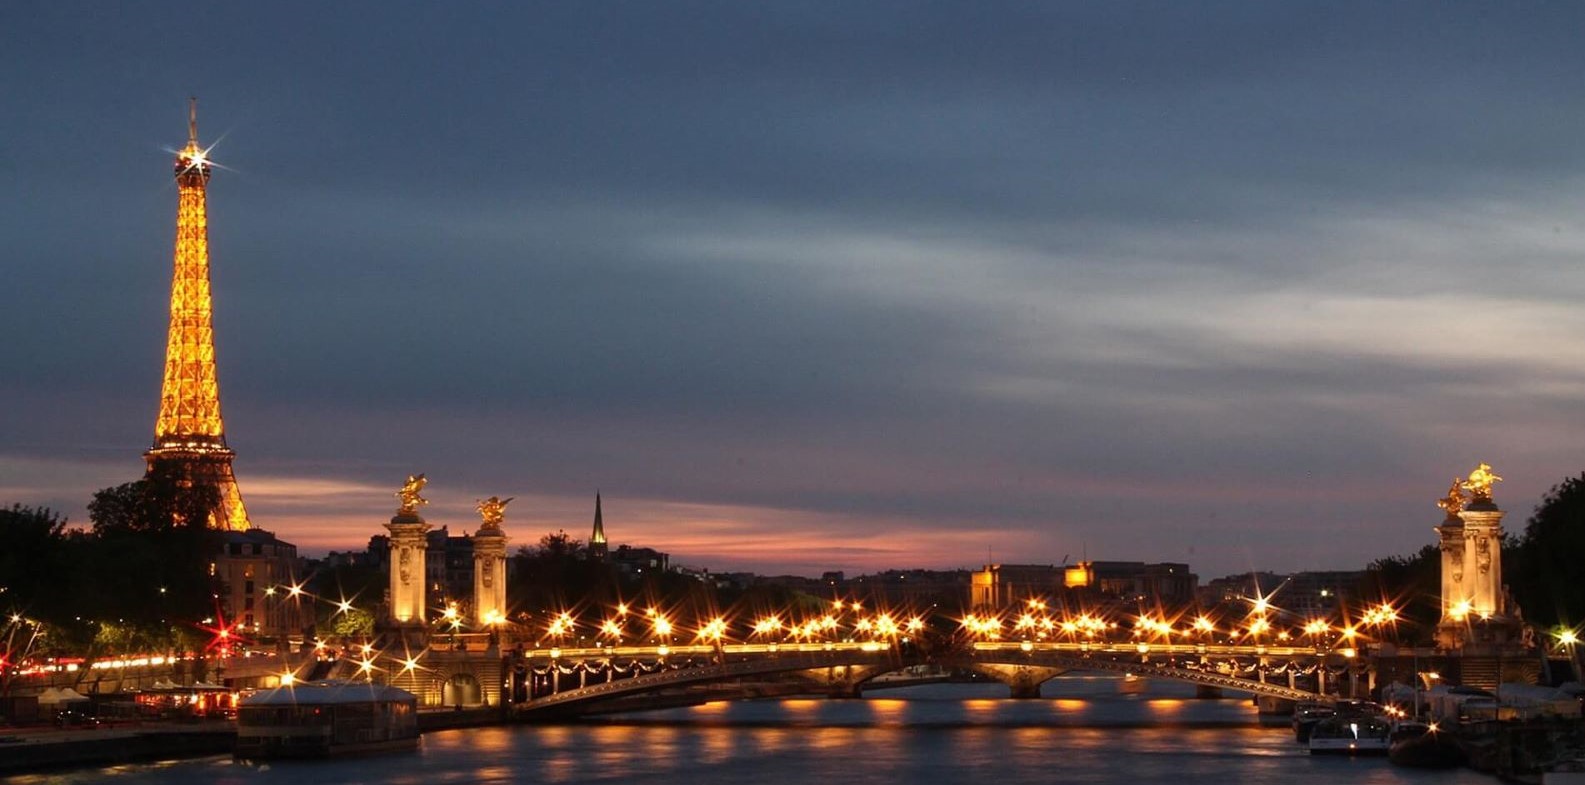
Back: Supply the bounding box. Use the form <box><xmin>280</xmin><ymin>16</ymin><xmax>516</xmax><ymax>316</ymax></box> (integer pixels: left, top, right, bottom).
<box><xmin>280</xmin><ymin>673</ymin><xmax>296</xmax><ymax>686</ymax></box>
<box><xmin>1560</xmin><ymin>630</ymin><xmax>1580</xmax><ymax>646</ymax></box>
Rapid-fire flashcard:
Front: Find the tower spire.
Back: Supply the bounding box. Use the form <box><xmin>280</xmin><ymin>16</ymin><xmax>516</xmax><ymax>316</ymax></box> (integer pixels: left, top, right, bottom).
<box><xmin>144</xmin><ymin>101</ymin><xmax>250</xmax><ymax>531</ymax></box>
<box><xmin>590</xmin><ymin>492</ymin><xmax>608</xmax><ymax>561</ymax></box>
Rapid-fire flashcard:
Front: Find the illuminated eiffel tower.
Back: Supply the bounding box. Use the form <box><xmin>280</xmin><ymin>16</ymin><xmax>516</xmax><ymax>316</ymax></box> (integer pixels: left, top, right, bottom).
<box><xmin>143</xmin><ymin>99</ymin><xmax>251</xmax><ymax>531</ymax></box>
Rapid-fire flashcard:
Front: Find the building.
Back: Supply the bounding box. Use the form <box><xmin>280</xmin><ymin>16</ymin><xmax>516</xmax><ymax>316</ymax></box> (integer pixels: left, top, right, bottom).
<box><xmin>1063</xmin><ymin>561</ymin><xmax>1198</xmax><ymax>606</ymax></box>
<box><xmin>424</xmin><ymin>526</ymin><xmax>475</xmax><ymax>612</ymax></box>
<box><xmin>971</xmin><ymin>564</ymin><xmax>1065</xmax><ymax>608</ymax></box>
<box><xmin>844</xmin><ymin>569</ymin><xmax>972</xmax><ymax>609</ymax></box>
<box><xmin>1281</xmin><ymin>571</ymin><xmax>1364</xmax><ymax>617</ymax></box>
<box><xmin>611</xmin><ymin>544</ymin><xmax>669</xmax><ymax>577</ymax></box>
<box><xmin>213</xmin><ymin>529</ymin><xmax>310</xmax><ymax>640</ymax></box>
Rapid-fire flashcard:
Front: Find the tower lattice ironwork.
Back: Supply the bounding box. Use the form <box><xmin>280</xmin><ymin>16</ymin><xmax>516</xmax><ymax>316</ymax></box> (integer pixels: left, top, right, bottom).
<box><xmin>143</xmin><ymin>98</ymin><xmax>251</xmax><ymax>531</ymax></box>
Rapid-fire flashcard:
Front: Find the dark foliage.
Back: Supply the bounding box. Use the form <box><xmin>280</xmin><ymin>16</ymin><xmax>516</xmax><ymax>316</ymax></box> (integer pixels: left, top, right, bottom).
<box><xmin>1359</xmin><ymin>544</ymin><xmax>1440</xmax><ymax>643</ymax></box>
<box><xmin>1508</xmin><ymin>473</ymin><xmax>1585</xmax><ymax>629</ymax></box>
<box><xmin>3</xmin><ymin>474</ymin><xmax>225</xmax><ymax>656</ymax></box>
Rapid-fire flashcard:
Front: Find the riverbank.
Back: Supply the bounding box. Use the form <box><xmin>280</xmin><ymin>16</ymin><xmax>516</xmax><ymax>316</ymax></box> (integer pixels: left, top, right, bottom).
<box><xmin>0</xmin><ymin>708</ymin><xmax>506</xmax><ymax>777</ymax></box>
<box><xmin>0</xmin><ymin>722</ymin><xmax>235</xmax><ymax>776</ymax></box>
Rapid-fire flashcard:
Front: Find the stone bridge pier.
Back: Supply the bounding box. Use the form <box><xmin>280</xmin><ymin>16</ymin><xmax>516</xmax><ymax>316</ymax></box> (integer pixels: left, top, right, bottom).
<box><xmin>787</xmin><ymin>664</ymin><xmax>894</xmax><ymax>698</ymax></box>
<box><xmin>967</xmin><ymin>663</ymin><xmax>1071</xmax><ymax>699</ymax></box>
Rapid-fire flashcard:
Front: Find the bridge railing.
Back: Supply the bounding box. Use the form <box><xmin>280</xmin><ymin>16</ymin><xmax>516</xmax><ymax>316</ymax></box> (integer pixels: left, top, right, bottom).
<box><xmin>972</xmin><ymin>641</ymin><xmax>1332</xmax><ymax>658</ymax></box>
<box><xmin>518</xmin><ymin>641</ymin><xmax>891</xmax><ymax>661</ymax></box>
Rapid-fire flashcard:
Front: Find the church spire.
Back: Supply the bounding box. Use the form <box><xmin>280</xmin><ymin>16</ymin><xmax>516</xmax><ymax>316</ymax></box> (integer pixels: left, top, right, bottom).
<box><xmin>590</xmin><ymin>492</ymin><xmax>608</xmax><ymax>561</ymax></box>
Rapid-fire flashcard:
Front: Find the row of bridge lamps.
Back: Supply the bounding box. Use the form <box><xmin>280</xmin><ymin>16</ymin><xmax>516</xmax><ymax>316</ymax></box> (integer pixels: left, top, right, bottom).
<box><xmin>530</xmin><ymin>600</ymin><xmax>931</xmax><ymax>648</ymax></box>
<box><xmin>958</xmin><ymin>596</ymin><xmax>1405</xmax><ymax>647</ymax></box>
<box><xmin>185</xmin><ymin>583</ymin><xmax>1585</xmax><ymax>687</ymax></box>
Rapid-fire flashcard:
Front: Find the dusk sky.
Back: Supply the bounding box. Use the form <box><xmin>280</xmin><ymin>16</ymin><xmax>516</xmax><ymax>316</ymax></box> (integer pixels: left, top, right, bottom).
<box><xmin>4</xmin><ymin>3</ymin><xmax>1584</xmax><ymax>579</ymax></box>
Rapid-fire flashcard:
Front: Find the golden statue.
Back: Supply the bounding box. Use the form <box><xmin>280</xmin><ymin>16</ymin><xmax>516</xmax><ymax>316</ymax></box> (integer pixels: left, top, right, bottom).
<box><xmin>1436</xmin><ymin>478</ymin><xmax>1465</xmax><ymax>517</ymax></box>
<box><xmin>1461</xmin><ymin>463</ymin><xmax>1503</xmax><ymax>503</ymax></box>
<box><xmin>395</xmin><ymin>473</ymin><xmax>429</xmax><ymax>515</ymax></box>
<box><xmin>476</xmin><ymin>495</ymin><xmax>514</xmax><ymax>528</ymax></box>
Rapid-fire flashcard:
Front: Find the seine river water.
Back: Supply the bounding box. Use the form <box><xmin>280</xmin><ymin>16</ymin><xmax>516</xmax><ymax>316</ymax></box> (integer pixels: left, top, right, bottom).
<box><xmin>12</xmin><ymin>677</ymin><xmax>1494</xmax><ymax>785</ymax></box>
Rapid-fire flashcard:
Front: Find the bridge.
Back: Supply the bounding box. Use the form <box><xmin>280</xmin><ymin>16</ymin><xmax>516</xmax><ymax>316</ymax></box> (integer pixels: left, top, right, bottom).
<box><xmin>504</xmin><ymin>638</ymin><xmax>1360</xmax><ymax>716</ymax></box>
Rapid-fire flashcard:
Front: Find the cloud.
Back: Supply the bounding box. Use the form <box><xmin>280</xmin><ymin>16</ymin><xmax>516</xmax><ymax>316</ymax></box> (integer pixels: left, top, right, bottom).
<box><xmin>5</xmin><ymin>3</ymin><xmax>1585</xmax><ymax>580</ymax></box>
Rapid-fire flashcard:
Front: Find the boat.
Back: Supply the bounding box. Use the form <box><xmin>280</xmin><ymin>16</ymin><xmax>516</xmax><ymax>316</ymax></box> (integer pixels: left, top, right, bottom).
<box><xmin>1292</xmin><ymin>702</ymin><xmax>1335</xmax><ymax>742</ymax></box>
<box><xmin>1388</xmin><ymin>720</ymin><xmax>1466</xmax><ymax>768</ymax></box>
<box><xmin>1308</xmin><ymin>714</ymin><xmax>1392</xmax><ymax>755</ymax></box>
<box><xmin>235</xmin><ymin>680</ymin><xmax>419</xmax><ymax>759</ymax></box>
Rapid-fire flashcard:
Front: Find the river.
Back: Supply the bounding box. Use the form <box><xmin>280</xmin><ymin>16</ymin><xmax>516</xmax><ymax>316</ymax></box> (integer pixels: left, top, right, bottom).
<box><xmin>8</xmin><ymin>676</ymin><xmax>1493</xmax><ymax>784</ymax></box>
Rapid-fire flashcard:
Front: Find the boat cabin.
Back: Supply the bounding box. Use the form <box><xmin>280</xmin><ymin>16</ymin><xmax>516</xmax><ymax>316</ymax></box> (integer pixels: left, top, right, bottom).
<box><xmin>236</xmin><ymin>680</ymin><xmax>418</xmax><ymax>758</ymax></box>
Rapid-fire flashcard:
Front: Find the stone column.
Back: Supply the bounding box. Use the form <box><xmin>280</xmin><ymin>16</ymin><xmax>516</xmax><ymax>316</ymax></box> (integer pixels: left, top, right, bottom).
<box><xmin>386</xmin><ymin>512</ymin><xmax>432</xmax><ymax>625</ymax></box>
<box><xmin>1459</xmin><ymin>501</ymin><xmax>1504</xmax><ymax>621</ymax></box>
<box><xmin>473</xmin><ymin>525</ymin><xmax>508</xmax><ymax>627</ymax></box>
<box><xmin>1435</xmin><ymin>512</ymin><xmax>1467</xmax><ymax>648</ymax></box>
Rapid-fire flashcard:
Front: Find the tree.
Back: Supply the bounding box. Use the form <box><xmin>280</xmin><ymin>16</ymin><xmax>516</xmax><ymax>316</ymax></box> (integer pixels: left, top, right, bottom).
<box><xmin>508</xmin><ymin>530</ymin><xmax>621</xmax><ymax>618</ymax></box>
<box><xmin>78</xmin><ymin>476</ymin><xmax>224</xmax><ymax>649</ymax></box>
<box><xmin>0</xmin><ymin>505</ymin><xmax>75</xmax><ymax>622</ymax></box>
<box><xmin>1508</xmin><ymin>473</ymin><xmax>1585</xmax><ymax>629</ymax></box>
<box><xmin>1359</xmin><ymin>544</ymin><xmax>1440</xmax><ymax>644</ymax></box>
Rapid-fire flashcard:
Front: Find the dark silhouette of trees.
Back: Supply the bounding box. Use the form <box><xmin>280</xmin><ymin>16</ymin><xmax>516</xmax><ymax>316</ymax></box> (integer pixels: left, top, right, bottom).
<box><xmin>508</xmin><ymin>530</ymin><xmax>624</xmax><ymax>622</ymax></box>
<box><xmin>84</xmin><ymin>477</ymin><xmax>223</xmax><ymax>635</ymax></box>
<box><xmin>1359</xmin><ymin>544</ymin><xmax>1440</xmax><ymax>643</ymax></box>
<box><xmin>2</xmin><ymin>474</ymin><xmax>225</xmax><ymax>658</ymax></box>
<box><xmin>1507</xmin><ymin>473</ymin><xmax>1585</xmax><ymax>629</ymax></box>
<box><xmin>0</xmin><ymin>505</ymin><xmax>79</xmax><ymax>625</ymax></box>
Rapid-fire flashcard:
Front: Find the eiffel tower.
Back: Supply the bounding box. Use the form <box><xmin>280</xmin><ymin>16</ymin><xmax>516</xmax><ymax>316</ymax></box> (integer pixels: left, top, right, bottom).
<box><xmin>143</xmin><ymin>99</ymin><xmax>251</xmax><ymax>531</ymax></box>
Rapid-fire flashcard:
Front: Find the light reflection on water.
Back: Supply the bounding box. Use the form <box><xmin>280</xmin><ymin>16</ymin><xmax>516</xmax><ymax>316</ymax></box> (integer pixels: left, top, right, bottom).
<box><xmin>27</xmin><ymin>679</ymin><xmax>1491</xmax><ymax>785</ymax></box>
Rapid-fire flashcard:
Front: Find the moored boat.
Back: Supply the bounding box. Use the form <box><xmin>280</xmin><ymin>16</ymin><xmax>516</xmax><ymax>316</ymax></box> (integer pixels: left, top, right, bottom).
<box><xmin>1293</xmin><ymin>702</ymin><xmax>1335</xmax><ymax>743</ymax></box>
<box><xmin>1308</xmin><ymin>715</ymin><xmax>1391</xmax><ymax>755</ymax></box>
<box><xmin>1388</xmin><ymin>720</ymin><xmax>1466</xmax><ymax>768</ymax></box>
<box><xmin>235</xmin><ymin>680</ymin><xmax>419</xmax><ymax>759</ymax></box>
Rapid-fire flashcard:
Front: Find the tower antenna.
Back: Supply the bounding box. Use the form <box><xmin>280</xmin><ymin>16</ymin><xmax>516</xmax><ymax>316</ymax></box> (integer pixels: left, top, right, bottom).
<box><xmin>188</xmin><ymin>96</ymin><xmax>199</xmax><ymax>146</ymax></box>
